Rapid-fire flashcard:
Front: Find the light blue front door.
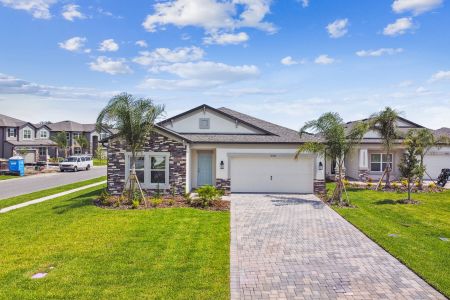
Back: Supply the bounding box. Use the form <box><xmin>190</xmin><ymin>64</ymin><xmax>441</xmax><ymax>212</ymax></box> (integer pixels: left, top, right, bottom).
<box><xmin>197</xmin><ymin>152</ymin><xmax>213</xmax><ymax>186</ymax></box>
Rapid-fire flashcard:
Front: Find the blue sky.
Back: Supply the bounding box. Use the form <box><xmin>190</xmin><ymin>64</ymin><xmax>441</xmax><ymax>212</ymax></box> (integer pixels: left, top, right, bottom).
<box><xmin>0</xmin><ymin>0</ymin><xmax>449</xmax><ymax>130</ymax></box>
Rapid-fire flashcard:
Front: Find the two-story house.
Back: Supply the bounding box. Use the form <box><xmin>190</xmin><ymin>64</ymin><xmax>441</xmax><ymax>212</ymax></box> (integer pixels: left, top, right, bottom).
<box><xmin>0</xmin><ymin>114</ymin><xmax>114</xmax><ymax>163</ymax></box>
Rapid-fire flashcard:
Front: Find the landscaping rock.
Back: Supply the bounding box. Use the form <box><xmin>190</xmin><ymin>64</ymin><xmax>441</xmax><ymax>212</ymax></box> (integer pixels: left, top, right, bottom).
<box><xmin>388</xmin><ymin>233</ymin><xmax>398</xmax><ymax>238</ymax></box>
<box><xmin>439</xmin><ymin>237</ymin><xmax>449</xmax><ymax>242</ymax></box>
<box><xmin>31</xmin><ymin>272</ymin><xmax>47</xmax><ymax>279</ymax></box>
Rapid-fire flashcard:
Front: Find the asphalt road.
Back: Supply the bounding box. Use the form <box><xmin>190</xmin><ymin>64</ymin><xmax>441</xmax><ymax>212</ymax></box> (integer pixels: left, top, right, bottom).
<box><xmin>0</xmin><ymin>166</ymin><xmax>106</xmax><ymax>200</ymax></box>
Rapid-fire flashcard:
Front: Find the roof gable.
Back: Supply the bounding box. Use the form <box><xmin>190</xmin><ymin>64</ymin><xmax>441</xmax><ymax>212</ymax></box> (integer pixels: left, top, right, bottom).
<box><xmin>159</xmin><ymin>104</ymin><xmax>272</xmax><ymax>135</ymax></box>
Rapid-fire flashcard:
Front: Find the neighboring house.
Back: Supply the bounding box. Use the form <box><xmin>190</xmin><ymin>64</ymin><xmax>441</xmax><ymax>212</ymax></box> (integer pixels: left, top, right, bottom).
<box><xmin>0</xmin><ymin>114</ymin><xmax>114</xmax><ymax>163</ymax></box>
<box><xmin>47</xmin><ymin>120</ymin><xmax>113</xmax><ymax>157</ymax></box>
<box><xmin>105</xmin><ymin>104</ymin><xmax>326</xmax><ymax>195</ymax></box>
<box><xmin>0</xmin><ymin>114</ymin><xmax>57</xmax><ymax>163</ymax></box>
<box><xmin>325</xmin><ymin>118</ymin><xmax>450</xmax><ymax>181</ymax></box>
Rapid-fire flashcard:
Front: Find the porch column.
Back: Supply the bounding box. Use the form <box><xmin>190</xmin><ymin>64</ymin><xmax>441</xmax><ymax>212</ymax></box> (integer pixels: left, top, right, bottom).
<box><xmin>358</xmin><ymin>149</ymin><xmax>369</xmax><ymax>181</ymax></box>
<box><xmin>46</xmin><ymin>147</ymin><xmax>49</xmax><ymax>169</ymax></box>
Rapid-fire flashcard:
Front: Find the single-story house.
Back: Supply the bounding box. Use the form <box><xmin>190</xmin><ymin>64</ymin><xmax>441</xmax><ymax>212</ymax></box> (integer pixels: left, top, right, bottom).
<box><xmin>324</xmin><ymin>118</ymin><xmax>450</xmax><ymax>181</ymax></box>
<box><xmin>105</xmin><ymin>104</ymin><xmax>326</xmax><ymax>195</ymax></box>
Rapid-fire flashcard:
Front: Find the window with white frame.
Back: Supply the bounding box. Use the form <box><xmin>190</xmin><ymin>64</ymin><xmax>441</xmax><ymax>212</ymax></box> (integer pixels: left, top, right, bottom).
<box><xmin>39</xmin><ymin>147</ymin><xmax>46</xmax><ymax>156</ymax></box>
<box><xmin>73</xmin><ymin>132</ymin><xmax>81</xmax><ymax>140</ymax></box>
<box><xmin>125</xmin><ymin>152</ymin><xmax>169</xmax><ymax>189</ymax></box>
<box><xmin>370</xmin><ymin>153</ymin><xmax>393</xmax><ymax>172</ymax></box>
<box><xmin>74</xmin><ymin>147</ymin><xmax>82</xmax><ymax>155</ymax></box>
<box><xmin>7</xmin><ymin>128</ymin><xmax>17</xmax><ymax>138</ymax></box>
<box><xmin>39</xmin><ymin>130</ymin><xmax>48</xmax><ymax>138</ymax></box>
<box><xmin>199</xmin><ymin>118</ymin><xmax>210</xmax><ymax>129</ymax></box>
<box><xmin>23</xmin><ymin>128</ymin><xmax>32</xmax><ymax>139</ymax></box>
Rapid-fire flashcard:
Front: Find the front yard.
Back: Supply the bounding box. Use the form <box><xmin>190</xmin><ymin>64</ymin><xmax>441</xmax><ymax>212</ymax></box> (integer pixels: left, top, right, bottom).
<box><xmin>330</xmin><ymin>184</ymin><xmax>450</xmax><ymax>297</ymax></box>
<box><xmin>0</xmin><ymin>175</ymin><xmax>18</xmax><ymax>180</ymax></box>
<box><xmin>0</xmin><ymin>185</ymin><xmax>230</xmax><ymax>299</ymax></box>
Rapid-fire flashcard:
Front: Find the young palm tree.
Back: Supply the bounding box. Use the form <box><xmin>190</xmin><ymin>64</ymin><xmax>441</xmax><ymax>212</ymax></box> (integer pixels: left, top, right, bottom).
<box><xmin>74</xmin><ymin>135</ymin><xmax>89</xmax><ymax>154</ymax></box>
<box><xmin>296</xmin><ymin>112</ymin><xmax>368</xmax><ymax>206</ymax></box>
<box><xmin>369</xmin><ymin>107</ymin><xmax>400</xmax><ymax>188</ymax></box>
<box><xmin>51</xmin><ymin>131</ymin><xmax>69</xmax><ymax>158</ymax></box>
<box><xmin>96</xmin><ymin>93</ymin><xmax>165</xmax><ymax>203</ymax></box>
<box><xmin>405</xmin><ymin>128</ymin><xmax>450</xmax><ymax>188</ymax></box>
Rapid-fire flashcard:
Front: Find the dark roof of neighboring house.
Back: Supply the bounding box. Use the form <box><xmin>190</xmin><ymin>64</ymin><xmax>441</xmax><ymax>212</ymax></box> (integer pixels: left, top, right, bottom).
<box><xmin>47</xmin><ymin>121</ymin><xmax>97</xmax><ymax>132</ymax></box>
<box><xmin>434</xmin><ymin>127</ymin><xmax>450</xmax><ymax>138</ymax></box>
<box><xmin>0</xmin><ymin>114</ymin><xmax>28</xmax><ymax>127</ymax></box>
<box><xmin>344</xmin><ymin>116</ymin><xmax>425</xmax><ymax>129</ymax></box>
<box><xmin>171</xmin><ymin>106</ymin><xmax>318</xmax><ymax>144</ymax></box>
<box><xmin>6</xmin><ymin>139</ymin><xmax>57</xmax><ymax>146</ymax></box>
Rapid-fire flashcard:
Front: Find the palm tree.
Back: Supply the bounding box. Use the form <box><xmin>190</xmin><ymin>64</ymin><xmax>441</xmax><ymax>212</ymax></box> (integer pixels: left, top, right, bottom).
<box><xmin>405</xmin><ymin>128</ymin><xmax>450</xmax><ymax>188</ymax></box>
<box><xmin>369</xmin><ymin>107</ymin><xmax>400</xmax><ymax>188</ymax></box>
<box><xmin>74</xmin><ymin>135</ymin><xmax>89</xmax><ymax>154</ymax></box>
<box><xmin>296</xmin><ymin>112</ymin><xmax>368</xmax><ymax>206</ymax></box>
<box><xmin>96</xmin><ymin>93</ymin><xmax>165</xmax><ymax>203</ymax></box>
<box><xmin>51</xmin><ymin>131</ymin><xmax>69</xmax><ymax>158</ymax></box>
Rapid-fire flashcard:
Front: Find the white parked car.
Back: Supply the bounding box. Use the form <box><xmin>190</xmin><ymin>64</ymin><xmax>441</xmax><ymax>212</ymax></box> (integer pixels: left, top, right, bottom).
<box><xmin>59</xmin><ymin>155</ymin><xmax>93</xmax><ymax>172</ymax></box>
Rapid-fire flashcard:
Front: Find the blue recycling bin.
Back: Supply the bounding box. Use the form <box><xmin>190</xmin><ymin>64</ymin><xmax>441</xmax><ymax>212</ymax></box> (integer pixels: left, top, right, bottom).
<box><xmin>9</xmin><ymin>156</ymin><xmax>25</xmax><ymax>176</ymax></box>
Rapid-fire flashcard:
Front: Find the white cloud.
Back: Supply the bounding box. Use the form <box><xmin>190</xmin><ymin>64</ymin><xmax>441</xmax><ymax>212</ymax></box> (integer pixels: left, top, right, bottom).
<box><xmin>326</xmin><ymin>18</ymin><xmax>349</xmax><ymax>38</ymax></box>
<box><xmin>98</xmin><ymin>39</ymin><xmax>119</xmax><ymax>52</ymax></box>
<box><xmin>280</xmin><ymin>56</ymin><xmax>298</xmax><ymax>66</ymax></box>
<box><xmin>383</xmin><ymin>17</ymin><xmax>414</xmax><ymax>36</ymax></box>
<box><xmin>314</xmin><ymin>54</ymin><xmax>335</xmax><ymax>65</ymax></box>
<box><xmin>58</xmin><ymin>36</ymin><xmax>88</xmax><ymax>52</ymax></box>
<box><xmin>0</xmin><ymin>0</ymin><xmax>56</xmax><ymax>19</ymax></box>
<box><xmin>203</xmin><ymin>32</ymin><xmax>249</xmax><ymax>45</ymax></box>
<box><xmin>356</xmin><ymin>48</ymin><xmax>404</xmax><ymax>57</ymax></box>
<box><xmin>133</xmin><ymin>46</ymin><xmax>205</xmax><ymax>66</ymax></box>
<box><xmin>135</xmin><ymin>40</ymin><xmax>148</xmax><ymax>48</ymax></box>
<box><xmin>300</xmin><ymin>0</ymin><xmax>309</xmax><ymax>8</ymax></box>
<box><xmin>62</xmin><ymin>4</ymin><xmax>85</xmax><ymax>21</ymax></box>
<box><xmin>392</xmin><ymin>0</ymin><xmax>442</xmax><ymax>15</ymax></box>
<box><xmin>89</xmin><ymin>57</ymin><xmax>132</xmax><ymax>75</ymax></box>
<box><xmin>205</xmin><ymin>87</ymin><xmax>286</xmax><ymax>97</ymax></box>
<box><xmin>142</xmin><ymin>0</ymin><xmax>276</xmax><ymax>34</ymax></box>
<box><xmin>429</xmin><ymin>70</ymin><xmax>450</xmax><ymax>82</ymax></box>
<box><xmin>139</xmin><ymin>61</ymin><xmax>259</xmax><ymax>90</ymax></box>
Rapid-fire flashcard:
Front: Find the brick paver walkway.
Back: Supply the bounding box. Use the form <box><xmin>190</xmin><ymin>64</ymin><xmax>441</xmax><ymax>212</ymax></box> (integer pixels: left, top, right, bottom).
<box><xmin>230</xmin><ymin>194</ymin><xmax>445</xmax><ymax>299</ymax></box>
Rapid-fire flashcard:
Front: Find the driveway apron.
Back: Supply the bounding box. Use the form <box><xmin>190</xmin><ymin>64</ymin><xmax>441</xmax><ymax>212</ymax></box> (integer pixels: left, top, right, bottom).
<box><xmin>230</xmin><ymin>194</ymin><xmax>445</xmax><ymax>299</ymax></box>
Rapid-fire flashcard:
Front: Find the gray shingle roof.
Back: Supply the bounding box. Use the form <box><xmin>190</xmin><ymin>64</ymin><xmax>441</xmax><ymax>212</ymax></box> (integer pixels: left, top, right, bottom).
<box><xmin>47</xmin><ymin>121</ymin><xmax>96</xmax><ymax>132</ymax></box>
<box><xmin>434</xmin><ymin>127</ymin><xmax>450</xmax><ymax>138</ymax></box>
<box><xmin>175</xmin><ymin>107</ymin><xmax>319</xmax><ymax>144</ymax></box>
<box><xmin>6</xmin><ymin>139</ymin><xmax>57</xmax><ymax>146</ymax></box>
<box><xmin>0</xmin><ymin>114</ymin><xmax>28</xmax><ymax>127</ymax></box>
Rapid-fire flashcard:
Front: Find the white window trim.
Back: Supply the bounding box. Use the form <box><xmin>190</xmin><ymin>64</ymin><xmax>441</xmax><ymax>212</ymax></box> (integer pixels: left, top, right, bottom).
<box><xmin>39</xmin><ymin>130</ymin><xmax>48</xmax><ymax>139</ymax></box>
<box><xmin>23</xmin><ymin>128</ymin><xmax>32</xmax><ymax>140</ymax></box>
<box><xmin>125</xmin><ymin>152</ymin><xmax>170</xmax><ymax>189</ymax></box>
<box><xmin>370</xmin><ymin>153</ymin><xmax>393</xmax><ymax>173</ymax></box>
<box><xmin>199</xmin><ymin>118</ymin><xmax>210</xmax><ymax>129</ymax></box>
<box><xmin>7</xmin><ymin>128</ymin><xmax>17</xmax><ymax>138</ymax></box>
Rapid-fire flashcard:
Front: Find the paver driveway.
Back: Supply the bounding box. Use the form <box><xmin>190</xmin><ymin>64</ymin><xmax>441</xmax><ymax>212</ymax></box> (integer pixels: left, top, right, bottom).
<box><xmin>230</xmin><ymin>194</ymin><xmax>445</xmax><ymax>299</ymax></box>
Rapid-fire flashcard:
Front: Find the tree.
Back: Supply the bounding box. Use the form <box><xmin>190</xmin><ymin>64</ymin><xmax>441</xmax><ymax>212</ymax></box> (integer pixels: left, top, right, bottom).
<box><xmin>405</xmin><ymin>128</ymin><xmax>450</xmax><ymax>188</ymax></box>
<box><xmin>96</xmin><ymin>93</ymin><xmax>165</xmax><ymax>203</ymax></box>
<box><xmin>51</xmin><ymin>131</ymin><xmax>69</xmax><ymax>158</ymax></box>
<box><xmin>74</xmin><ymin>135</ymin><xmax>89</xmax><ymax>154</ymax></box>
<box><xmin>369</xmin><ymin>107</ymin><xmax>400</xmax><ymax>188</ymax></box>
<box><xmin>399</xmin><ymin>137</ymin><xmax>420</xmax><ymax>203</ymax></box>
<box><xmin>296</xmin><ymin>112</ymin><xmax>369</xmax><ymax>206</ymax></box>
<box><xmin>94</xmin><ymin>145</ymin><xmax>107</xmax><ymax>164</ymax></box>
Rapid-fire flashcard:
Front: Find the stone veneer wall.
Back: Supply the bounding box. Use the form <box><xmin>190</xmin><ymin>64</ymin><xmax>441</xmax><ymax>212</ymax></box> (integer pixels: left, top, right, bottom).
<box><xmin>313</xmin><ymin>179</ymin><xmax>326</xmax><ymax>195</ymax></box>
<box><xmin>215</xmin><ymin>178</ymin><xmax>231</xmax><ymax>195</ymax></box>
<box><xmin>107</xmin><ymin>132</ymin><xmax>187</xmax><ymax>196</ymax></box>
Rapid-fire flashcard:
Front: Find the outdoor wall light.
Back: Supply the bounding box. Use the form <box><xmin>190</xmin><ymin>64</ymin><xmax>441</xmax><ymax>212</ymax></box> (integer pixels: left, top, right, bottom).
<box><xmin>220</xmin><ymin>160</ymin><xmax>224</xmax><ymax>169</ymax></box>
<box><xmin>318</xmin><ymin>162</ymin><xmax>323</xmax><ymax>171</ymax></box>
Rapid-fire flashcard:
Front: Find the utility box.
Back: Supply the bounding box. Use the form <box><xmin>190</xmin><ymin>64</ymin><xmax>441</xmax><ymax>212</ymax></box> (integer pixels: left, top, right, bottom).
<box><xmin>8</xmin><ymin>156</ymin><xmax>25</xmax><ymax>176</ymax></box>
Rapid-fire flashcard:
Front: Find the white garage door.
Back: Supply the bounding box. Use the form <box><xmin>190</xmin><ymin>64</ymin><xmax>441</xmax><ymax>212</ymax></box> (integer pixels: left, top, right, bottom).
<box><xmin>230</xmin><ymin>154</ymin><xmax>314</xmax><ymax>193</ymax></box>
<box><xmin>423</xmin><ymin>154</ymin><xmax>450</xmax><ymax>179</ymax></box>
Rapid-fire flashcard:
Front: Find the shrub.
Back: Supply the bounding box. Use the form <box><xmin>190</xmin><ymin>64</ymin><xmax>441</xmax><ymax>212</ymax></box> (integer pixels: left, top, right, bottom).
<box><xmin>195</xmin><ymin>185</ymin><xmax>222</xmax><ymax>207</ymax></box>
<box><xmin>167</xmin><ymin>198</ymin><xmax>175</xmax><ymax>206</ymax></box>
<box><xmin>99</xmin><ymin>189</ymin><xmax>109</xmax><ymax>205</ymax></box>
<box><xmin>429</xmin><ymin>182</ymin><xmax>437</xmax><ymax>189</ymax></box>
<box><xmin>367</xmin><ymin>177</ymin><xmax>373</xmax><ymax>183</ymax></box>
<box><xmin>150</xmin><ymin>197</ymin><xmax>162</xmax><ymax>207</ymax></box>
<box><xmin>184</xmin><ymin>193</ymin><xmax>192</xmax><ymax>205</ymax></box>
<box><xmin>343</xmin><ymin>179</ymin><xmax>350</xmax><ymax>187</ymax></box>
<box><xmin>366</xmin><ymin>182</ymin><xmax>373</xmax><ymax>189</ymax></box>
<box><xmin>131</xmin><ymin>199</ymin><xmax>140</xmax><ymax>209</ymax></box>
<box><xmin>392</xmin><ymin>182</ymin><xmax>399</xmax><ymax>189</ymax></box>
<box><xmin>401</xmin><ymin>179</ymin><xmax>408</xmax><ymax>188</ymax></box>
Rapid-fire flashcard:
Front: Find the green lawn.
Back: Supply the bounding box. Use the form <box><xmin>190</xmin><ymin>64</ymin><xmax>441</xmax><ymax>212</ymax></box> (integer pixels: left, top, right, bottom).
<box><xmin>93</xmin><ymin>159</ymin><xmax>107</xmax><ymax>166</ymax></box>
<box><xmin>0</xmin><ymin>176</ymin><xmax>107</xmax><ymax>209</ymax></box>
<box><xmin>0</xmin><ymin>185</ymin><xmax>230</xmax><ymax>299</ymax></box>
<box><xmin>0</xmin><ymin>175</ymin><xmax>18</xmax><ymax>180</ymax></box>
<box><xmin>330</xmin><ymin>184</ymin><xmax>450</xmax><ymax>297</ymax></box>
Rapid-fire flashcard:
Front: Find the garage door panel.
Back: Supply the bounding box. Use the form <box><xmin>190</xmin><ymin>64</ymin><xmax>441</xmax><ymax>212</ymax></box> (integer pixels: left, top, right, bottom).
<box><xmin>230</xmin><ymin>155</ymin><xmax>313</xmax><ymax>193</ymax></box>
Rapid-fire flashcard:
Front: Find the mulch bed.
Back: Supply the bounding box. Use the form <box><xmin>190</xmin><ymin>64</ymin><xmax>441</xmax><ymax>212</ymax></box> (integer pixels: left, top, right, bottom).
<box><xmin>94</xmin><ymin>195</ymin><xmax>230</xmax><ymax>211</ymax></box>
